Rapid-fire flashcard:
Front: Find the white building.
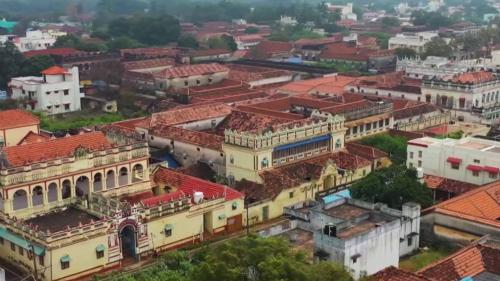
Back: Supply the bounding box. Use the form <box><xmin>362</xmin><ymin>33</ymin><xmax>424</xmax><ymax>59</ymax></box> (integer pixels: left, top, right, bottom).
<box><xmin>281</xmin><ymin>198</ymin><xmax>420</xmax><ymax>280</ymax></box>
<box><xmin>407</xmin><ymin>136</ymin><xmax>500</xmax><ymax>186</ymax></box>
<box><xmin>279</xmin><ymin>16</ymin><xmax>298</xmax><ymax>26</ymax></box>
<box><xmin>13</xmin><ymin>30</ymin><xmax>63</xmax><ymax>52</ymax></box>
<box><xmin>326</xmin><ymin>3</ymin><xmax>358</xmax><ymax>21</ymax></box>
<box><xmin>388</xmin><ymin>32</ymin><xmax>441</xmax><ymax>54</ymax></box>
<box><xmin>9</xmin><ymin>66</ymin><xmax>83</xmax><ymax>115</ymax></box>
<box><xmin>421</xmin><ymin>71</ymin><xmax>500</xmax><ymax>123</ymax></box>
<box><xmin>396</xmin><ymin>56</ymin><xmax>479</xmax><ymax>80</ymax></box>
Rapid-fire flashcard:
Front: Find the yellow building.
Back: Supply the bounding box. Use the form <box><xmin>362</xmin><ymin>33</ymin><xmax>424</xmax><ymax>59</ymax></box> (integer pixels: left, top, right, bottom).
<box><xmin>0</xmin><ymin>128</ymin><xmax>150</xmax><ymax>219</ymax></box>
<box><xmin>0</xmin><ymin>162</ymin><xmax>244</xmax><ymax>281</ymax></box>
<box><xmin>0</xmin><ymin>109</ymin><xmax>40</xmax><ymax>147</ymax></box>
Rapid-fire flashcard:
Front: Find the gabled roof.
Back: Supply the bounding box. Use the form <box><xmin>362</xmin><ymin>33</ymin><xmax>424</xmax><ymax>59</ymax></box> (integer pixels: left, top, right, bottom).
<box><xmin>145</xmin><ymin>166</ymin><xmax>243</xmax><ymax>207</ymax></box>
<box><xmin>418</xmin><ymin>241</ymin><xmax>500</xmax><ymax>281</ymax></box>
<box><xmin>370</xmin><ymin>266</ymin><xmax>430</xmax><ymax>281</ymax></box>
<box><xmin>150</xmin><ymin>125</ymin><xmax>223</xmax><ymax>151</ymax></box>
<box><xmin>449</xmin><ymin>71</ymin><xmax>496</xmax><ymax>84</ymax></box>
<box><xmin>17</xmin><ymin>131</ymin><xmax>49</xmax><ymax>145</ymax></box>
<box><xmin>2</xmin><ymin>132</ymin><xmax>112</xmax><ymax>168</ymax></box>
<box><xmin>424</xmin><ymin>180</ymin><xmax>500</xmax><ymax>228</ymax></box>
<box><xmin>0</xmin><ymin>110</ymin><xmax>39</xmax><ymax>130</ymax></box>
<box><xmin>23</xmin><ymin>48</ymin><xmax>83</xmax><ymax>58</ymax></box>
<box><xmin>423</xmin><ymin>175</ymin><xmax>478</xmax><ymax>195</ymax></box>
<box><xmin>41</xmin><ymin>66</ymin><xmax>69</xmax><ymax>75</ymax></box>
<box><xmin>345</xmin><ymin>142</ymin><xmax>388</xmax><ymax>161</ymax></box>
<box><xmin>153</xmin><ymin>63</ymin><xmax>229</xmax><ymax>79</ymax></box>
<box><xmin>148</xmin><ymin>102</ymin><xmax>233</xmax><ymax>128</ymax></box>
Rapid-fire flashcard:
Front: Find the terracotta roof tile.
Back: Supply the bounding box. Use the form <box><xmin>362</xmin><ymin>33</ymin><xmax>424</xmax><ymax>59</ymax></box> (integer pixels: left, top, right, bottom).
<box><xmin>0</xmin><ymin>109</ymin><xmax>40</xmax><ymax>130</ymax></box>
<box><xmin>419</xmin><ymin>243</ymin><xmax>500</xmax><ymax>281</ymax></box>
<box><xmin>153</xmin><ymin>63</ymin><xmax>229</xmax><ymax>79</ymax></box>
<box><xmin>122</xmin><ymin>58</ymin><xmax>175</xmax><ymax>71</ymax></box>
<box><xmin>145</xmin><ymin>166</ymin><xmax>243</xmax><ymax>206</ymax></box>
<box><xmin>2</xmin><ymin>132</ymin><xmax>112</xmax><ymax>168</ymax></box>
<box><xmin>306</xmin><ymin>150</ymin><xmax>371</xmax><ymax>170</ymax></box>
<box><xmin>41</xmin><ymin>66</ymin><xmax>69</xmax><ymax>75</ymax></box>
<box><xmin>449</xmin><ymin>71</ymin><xmax>496</xmax><ymax>84</ymax></box>
<box><xmin>278</xmin><ymin>75</ymin><xmax>357</xmax><ymax>96</ymax></box>
<box><xmin>150</xmin><ymin>102</ymin><xmax>233</xmax><ymax>127</ymax></box>
<box><xmin>423</xmin><ymin>175</ymin><xmax>478</xmax><ymax>195</ymax></box>
<box><xmin>425</xmin><ymin>181</ymin><xmax>500</xmax><ymax>229</ymax></box>
<box><xmin>214</xmin><ymin>110</ymin><xmax>291</xmax><ymax>135</ymax></box>
<box><xmin>345</xmin><ymin>142</ymin><xmax>388</xmax><ymax>161</ymax></box>
<box><xmin>17</xmin><ymin>131</ymin><xmax>50</xmax><ymax>145</ymax></box>
<box><xmin>150</xmin><ymin>125</ymin><xmax>223</xmax><ymax>151</ymax></box>
<box><xmin>227</xmin><ymin>64</ymin><xmax>292</xmax><ymax>83</ymax></box>
<box><xmin>370</xmin><ymin>266</ymin><xmax>429</xmax><ymax>281</ymax></box>
<box><xmin>23</xmin><ymin>48</ymin><xmax>83</xmax><ymax>58</ymax></box>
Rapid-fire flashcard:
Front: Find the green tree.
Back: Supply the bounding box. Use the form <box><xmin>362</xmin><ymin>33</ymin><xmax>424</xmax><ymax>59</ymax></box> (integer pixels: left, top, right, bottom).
<box><xmin>106</xmin><ymin>36</ymin><xmax>143</xmax><ymax>51</ymax></box>
<box><xmin>360</xmin><ymin>134</ymin><xmax>408</xmax><ymax>164</ymax></box>
<box><xmin>0</xmin><ymin>42</ymin><xmax>27</xmax><ymax>88</ymax></box>
<box><xmin>108</xmin><ymin>17</ymin><xmax>131</xmax><ymax>37</ymax></box>
<box><xmin>130</xmin><ymin>15</ymin><xmax>180</xmax><ymax>45</ymax></box>
<box><xmin>207</xmin><ymin>35</ymin><xmax>237</xmax><ymax>51</ymax></box>
<box><xmin>245</xmin><ymin>26</ymin><xmax>260</xmax><ymax>34</ymax></box>
<box><xmin>350</xmin><ymin>165</ymin><xmax>433</xmax><ymax>210</ymax></box>
<box><xmin>380</xmin><ymin>16</ymin><xmax>400</xmax><ymax>27</ymax></box>
<box><xmin>395</xmin><ymin>47</ymin><xmax>417</xmax><ymax>59</ymax></box>
<box><xmin>53</xmin><ymin>34</ymin><xmax>81</xmax><ymax>48</ymax></box>
<box><xmin>177</xmin><ymin>34</ymin><xmax>199</xmax><ymax>49</ymax></box>
<box><xmin>24</xmin><ymin>55</ymin><xmax>55</xmax><ymax>75</ymax></box>
<box><xmin>422</xmin><ymin>38</ymin><xmax>453</xmax><ymax>59</ymax></box>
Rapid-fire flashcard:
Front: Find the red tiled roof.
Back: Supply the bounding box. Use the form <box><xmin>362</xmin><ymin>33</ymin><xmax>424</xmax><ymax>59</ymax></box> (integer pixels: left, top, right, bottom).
<box><xmin>145</xmin><ymin>166</ymin><xmax>243</xmax><ymax>207</ymax></box>
<box><xmin>122</xmin><ymin>58</ymin><xmax>175</xmax><ymax>71</ymax></box>
<box><xmin>423</xmin><ymin>175</ymin><xmax>478</xmax><ymax>195</ymax></box>
<box><xmin>150</xmin><ymin>102</ymin><xmax>233</xmax><ymax>128</ymax></box>
<box><xmin>41</xmin><ymin>66</ymin><xmax>69</xmax><ymax>75</ymax></box>
<box><xmin>319</xmin><ymin>42</ymin><xmax>394</xmax><ymax>61</ymax></box>
<box><xmin>23</xmin><ymin>48</ymin><xmax>83</xmax><ymax>58</ymax></box>
<box><xmin>214</xmin><ymin>110</ymin><xmax>292</xmax><ymax>135</ymax></box>
<box><xmin>345</xmin><ymin>142</ymin><xmax>388</xmax><ymax>161</ymax></box>
<box><xmin>278</xmin><ymin>75</ymin><xmax>358</xmax><ymax>96</ymax></box>
<box><xmin>418</xmin><ymin>243</ymin><xmax>500</xmax><ymax>281</ymax></box>
<box><xmin>306</xmin><ymin>150</ymin><xmax>371</xmax><ymax>170</ymax></box>
<box><xmin>227</xmin><ymin>64</ymin><xmax>292</xmax><ymax>82</ymax></box>
<box><xmin>189</xmin><ymin>48</ymin><xmax>232</xmax><ymax>57</ymax></box>
<box><xmin>153</xmin><ymin>63</ymin><xmax>229</xmax><ymax>79</ymax></box>
<box><xmin>150</xmin><ymin>125</ymin><xmax>223</xmax><ymax>151</ymax></box>
<box><xmin>245</xmin><ymin>40</ymin><xmax>294</xmax><ymax>59</ymax></box>
<box><xmin>393</xmin><ymin>103</ymin><xmax>441</xmax><ymax>120</ymax></box>
<box><xmin>370</xmin><ymin>266</ymin><xmax>429</xmax><ymax>281</ymax></box>
<box><xmin>2</xmin><ymin>132</ymin><xmax>112</xmax><ymax>167</ymax></box>
<box><xmin>449</xmin><ymin>71</ymin><xmax>496</xmax><ymax>84</ymax></box>
<box><xmin>110</xmin><ymin>117</ymin><xmax>149</xmax><ymax>132</ymax></box>
<box><xmin>424</xmin><ymin>180</ymin><xmax>500</xmax><ymax>228</ymax></box>
<box><xmin>17</xmin><ymin>131</ymin><xmax>49</xmax><ymax>145</ymax></box>
<box><xmin>0</xmin><ymin>110</ymin><xmax>40</xmax><ymax>130</ymax></box>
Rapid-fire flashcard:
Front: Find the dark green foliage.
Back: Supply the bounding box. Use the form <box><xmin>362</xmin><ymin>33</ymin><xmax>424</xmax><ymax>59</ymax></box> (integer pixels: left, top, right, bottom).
<box><xmin>207</xmin><ymin>35</ymin><xmax>237</xmax><ymax>51</ymax></box>
<box><xmin>411</xmin><ymin>11</ymin><xmax>454</xmax><ymax>28</ymax></box>
<box><xmin>395</xmin><ymin>48</ymin><xmax>417</xmax><ymax>59</ymax></box>
<box><xmin>360</xmin><ymin>134</ymin><xmax>408</xmax><ymax>164</ymax></box>
<box><xmin>245</xmin><ymin>26</ymin><xmax>260</xmax><ymax>34</ymax></box>
<box><xmin>362</xmin><ymin>32</ymin><xmax>391</xmax><ymax>49</ymax></box>
<box><xmin>177</xmin><ymin>35</ymin><xmax>199</xmax><ymax>49</ymax></box>
<box><xmin>0</xmin><ymin>43</ymin><xmax>55</xmax><ymax>88</ymax></box>
<box><xmin>380</xmin><ymin>16</ymin><xmax>400</xmax><ymax>27</ymax></box>
<box><xmin>106</xmin><ymin>14</ymin><xmax>180</xmax><ymax>46</ymax></box>
<box><xmin>106</xmin><ymin>36</ymin><xmax>143</xmax><ymax>51</ymax></box>
<box><xmin>422</xmin><ymin>38</ymin><xmax>453</xmax><ymax>59</ymax></box>
<box><xmin>350</xmin><ymin>165</ymin><xmax>433</xmax><ymax>210</ymax></box>
<box><xmin>105</xmin><ymin>236</ymin><xmax>353</xmax><ymax>281</ymax></box>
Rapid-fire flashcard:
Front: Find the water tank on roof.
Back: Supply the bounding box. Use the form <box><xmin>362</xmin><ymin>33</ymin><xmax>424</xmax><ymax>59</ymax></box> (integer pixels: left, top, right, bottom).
<box><xmin>194</xmin><ymin>192</ymin><xmax>204</xmax><ymax>204</ymax></box>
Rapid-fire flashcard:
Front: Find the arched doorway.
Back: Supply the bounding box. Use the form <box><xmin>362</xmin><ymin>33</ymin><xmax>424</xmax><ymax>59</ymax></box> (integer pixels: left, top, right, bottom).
<box><xmin>62</xmin><ymin>180</ymin><xmax>72</xmax><ymax>199</ymax></box>
<box><xmin>47</xmin><ymin>183</ymin><xmax>58</xmax><ymax>203</ymax></box>
<box><xmin>132</xmin><ymin>164</ymin><xmax>144</xmax><ymax>183</ymax></box>
<box><xmin>13</xmin><ymin>189</ymin><xmax>28</xmax><ymax>210</ymax></box>
<box><xmin>32</xmin><ymin>186</ymin><xmax>44</xmax><ymax>206</ymax></box>
<box><xmin>106</xmin><ymin>170</ymin><xmax>116</xmax><ymax>189</ymax></box>
<box><xmin>75</xmin><ymin>176</ymin><xmax>90</xmax><ymax>197</ymax></box>
<box><xmin>94</xmin><ymin>173</ymin><xmax>103</xmax><ymax>192</ymax></box>
<box><xmin>120</xmin><ymin>225</ymin><xmax>137</xmax><ymax>259</ymax></box>
<box><xmin>323</xmin><ymin>175</ymin><xmax>336</xmax><ymax>190</ymax></box>
<box><xmin>119</xmin><ymin>167</ymin><xmax>129</xmax><ymax>186</ymax></box>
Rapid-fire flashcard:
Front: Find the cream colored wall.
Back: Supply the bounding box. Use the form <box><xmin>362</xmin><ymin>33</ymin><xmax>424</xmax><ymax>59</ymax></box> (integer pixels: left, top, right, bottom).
<box><xmin>0</xmin><ymin>237</ymin><xmax>44</xmax><ymax>278</ymax></box>
<box><xmin>50</xmin><ymin>234</ymin><xmax>110</xmax><ymax>281</ymax></box>
<box><xmin>2</xmin><ymin>125</ymin><xmax>38</xmax><ymax>146</ymax></box>
<box><xmin>224</xmin><ymin>144</ymin><xmax>271</xmax><ymax>183</ymax></box>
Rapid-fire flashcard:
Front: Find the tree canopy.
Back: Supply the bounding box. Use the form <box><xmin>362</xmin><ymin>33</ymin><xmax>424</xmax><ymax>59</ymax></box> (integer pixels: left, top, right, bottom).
<box><xmin>350</xmin><ymin>165</ymin><xmax>433</xmax><ymax>210</ymax></box>
<box><xmin>360</xmin><ymin>134</ymin><xmax>408</xmax><ymax>164</ymax></box>
<box><xmin>105</xmin><ymin>236</ymin><xmax>353</xmax><ymax>281</ymax></box>
<box><xmin>422</xmin><ymin>38</ymin><xmax>453</xmax><ymax>59</ymax></box>
<box><xmin>395</xmin><ymin>47</ymin><xmax>417</xmax><ymax>59</ymax></box>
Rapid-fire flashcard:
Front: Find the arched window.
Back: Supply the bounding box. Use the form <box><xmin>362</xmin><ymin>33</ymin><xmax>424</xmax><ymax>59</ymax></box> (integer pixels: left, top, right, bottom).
<box><xmin>32</xmin><ymin>186</ymin><xmax>44</xmax><ymax>206</ymax></box>
<box><xmin>13</xmin><ymin>190</ymin><xmax>28</xmax><ymax>210</ymax></box>
<box><xmin>335</xmin><ymin>139</ymin><xmax>342</xmax><ymax>149</ymax></box>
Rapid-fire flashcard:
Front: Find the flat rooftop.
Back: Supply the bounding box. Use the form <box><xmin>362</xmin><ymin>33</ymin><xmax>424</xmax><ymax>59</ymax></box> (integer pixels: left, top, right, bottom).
<box><xmin>409</xmin><ymin>136</ymin><xmax>500</xmax><ymax>153</ymax></box>
<box><xmin>322</xmin><ymin>204</ymin><xmax>370</xmax><ymax>220</ymax></box>
<box><xmin>336</xmin><ymin>218</ymin><xmax>388</xmax><ymax>239</ymax></box>
<box><xmin>25</xmin><ymin>207</ymin><xmax>100</xmax><ymax>233</ymax></box>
